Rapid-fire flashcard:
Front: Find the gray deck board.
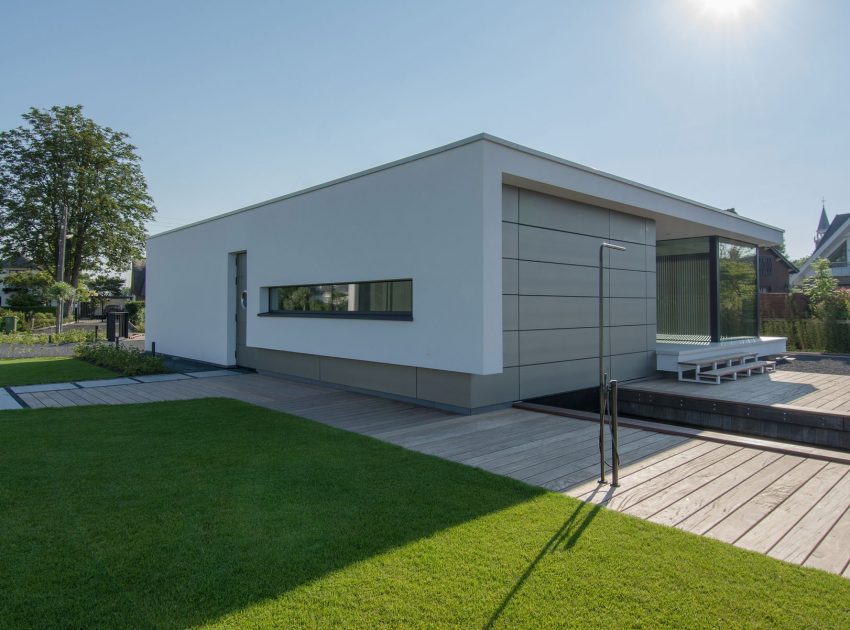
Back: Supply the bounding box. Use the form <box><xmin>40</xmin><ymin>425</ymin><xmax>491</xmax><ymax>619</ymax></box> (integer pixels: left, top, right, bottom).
<box><xmin>648</xmin><ymin>450</ymin><xmax>783</xmax><ymax>527</ymax></box>
<box><xmin>705</xmin><ymin>458</ymin><xmax>829</xmax><ymax>544</ymax></box>
<box><xmin>804</xmin><ymin>506</ymin><xmax>850</xmax><ymax>575</ymax></box>
<box><xmin>736</xmin><ymin>462</ymin><xmax>848</xmax><ymax>554</ymax></box>
<box><xmin>675</xmin><ymin>455</ymin><xmax>804</xmax><ymax>535</ymax></box>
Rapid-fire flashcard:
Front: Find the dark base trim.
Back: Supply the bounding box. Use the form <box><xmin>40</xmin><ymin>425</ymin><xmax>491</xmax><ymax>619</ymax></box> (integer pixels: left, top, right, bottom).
<box><xmin>255</xmin><ymin>369</ymin><xmax>511</xmax><ymax>416</ymax></box>
<box><xmin>616</xmin><ymin>387</ymin><xmax>850</xmax><ymax>451</ymax></box>
<box><xmin>514</xmin><ymin>401</ymin><xmax>850</xmax><ymax>464</ymax></box>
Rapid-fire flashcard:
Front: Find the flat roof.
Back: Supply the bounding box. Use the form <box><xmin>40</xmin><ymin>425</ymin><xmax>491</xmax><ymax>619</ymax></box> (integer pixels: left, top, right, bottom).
<box><xmin>149</xmin><ymin>133</ymin><xmax>782</xmax><ymax>240</ymax></box>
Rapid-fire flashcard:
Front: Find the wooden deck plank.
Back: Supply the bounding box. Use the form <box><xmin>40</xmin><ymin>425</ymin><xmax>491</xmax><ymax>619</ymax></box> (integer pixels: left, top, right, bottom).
<box><xmin>769</xmin><ymin>468</ymin><xmax>850</xmax><ymax>564</ymax></box>
<box><xmin>567</xmin><ymin>439</ymin><xmax>717</xmax><ymax>500</ymax></box>
<box><xmin>494</xmin><ymin>427</ymin><xmax>661</xmax><ymax>477</ymax></box>
<box><xmin>524</xmin><ymin>432</ymin><xmax>685</xmax><ymax>488</ymax></box>
<box><xmin>733</xmin><ymin>462</ymin><xmax>847</xmax><ymax>553</ymax></box>
<box><xmin>619</xmin><ymin>448</ymin><xmax>759</xmax><ymax>519</ymax></box>
<box><xmin>599</xmin><ymin>445</ymin><xmax>743</xmax><ymax>512</ymax></box>
<box><xmin>538</xmin><ymin>434</ymin><xmax>691</xmax><ymax>492</ymax></box>
<box><xmin>463</xmin><ymin>420</ymin><xmax>595</xmax><ymax>467</ymax></box>
<box><xmin>648</xmin><ymin>450</ymin><xmax>783</xmax><ymax>527</ymax></box>
<box><xmin>424</xmin><ymin>421</ymin><xmax>595</xmax><ymax>461</ymax></box>
<box><xmin>444</xmin><ymin>421</ymin><xmax>597</xmax><ymax>464</ymax></box>
<box><xmin>804</xmin><ymin>506</ymin><xmax>850</xmax><ymax>575</ymax></box>
<box><xmin>676</xmin><ymin>455</ymin><xmax>805</xmax><ymax>535</ymax></box>
<box><xmin>704</xmin><ymin>458</ymin><xmax>828</xmax><ymax>545</ymax></box>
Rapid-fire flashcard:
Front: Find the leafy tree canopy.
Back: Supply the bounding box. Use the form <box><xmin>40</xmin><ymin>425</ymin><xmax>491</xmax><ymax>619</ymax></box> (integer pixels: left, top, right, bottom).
<box><xmin>799</xmin><ymin>258</ymin><xmax>848</xmax><ymax>319</ymax></box>
<box><xmin>86</xmin><ymin>273</ymin><xmax>125</xmax><ymax>315</ymax></box>
<box><xmin>0</xmin><ymin>105</ymin><xmax>155</xmax><ymax>290</ymax></box>
<box><xmin>4</xmin><ymin>270</ymin><xmax>53</xmax><ymax>309</ymax></box>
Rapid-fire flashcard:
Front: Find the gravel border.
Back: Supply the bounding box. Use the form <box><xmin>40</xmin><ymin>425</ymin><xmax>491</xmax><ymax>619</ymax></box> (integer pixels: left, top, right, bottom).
<box><xmin>776</xmin><ymin>353</ymin><xmax>850</xmax><ymax>376</ymax></box>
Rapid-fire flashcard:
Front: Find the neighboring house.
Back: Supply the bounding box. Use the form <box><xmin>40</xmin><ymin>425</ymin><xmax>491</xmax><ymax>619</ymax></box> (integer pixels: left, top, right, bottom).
<box><xmin>131</xmin><ymin>259</ymin><xmax>146</xmax><ymax>300</ymax></box>
<box><xmin>147</xmin><ymin>134</ymin><xmax>785</xmax><ymax>414</ymax></box>
<box><xmin>0</xmin><ymin>256</ymin><xmax>37</xmax><ymax>308</ymax></box>
<box><xmin>758</xmin><ymin>246</ymin><xmax>798</xmax><ymax>293</ymax></box>
<box><xmin>792</xmin><ymin>207</ymin><xmax>850</xmax><ymax>288</ymax></box>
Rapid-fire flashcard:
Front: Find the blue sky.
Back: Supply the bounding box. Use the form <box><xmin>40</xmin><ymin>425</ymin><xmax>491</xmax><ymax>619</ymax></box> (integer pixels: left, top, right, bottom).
<box><xmin>2</xmin><ymin>0</ymin><xmax>847</xmax><ymax>259</ymax></box>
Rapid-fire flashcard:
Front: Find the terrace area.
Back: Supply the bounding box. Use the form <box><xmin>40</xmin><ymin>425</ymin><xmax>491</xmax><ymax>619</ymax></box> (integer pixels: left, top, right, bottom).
<box><xmin>9</xmin><ymin>370</ymin><xmax>850</xmax><ymax>578</ymax></box>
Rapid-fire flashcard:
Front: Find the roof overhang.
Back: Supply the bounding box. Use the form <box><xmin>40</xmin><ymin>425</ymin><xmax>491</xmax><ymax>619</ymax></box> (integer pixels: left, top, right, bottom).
<box><xmin>482</xmin><ymin>135</ymin><xmax>782</xmax><ymax>247</ymax></box>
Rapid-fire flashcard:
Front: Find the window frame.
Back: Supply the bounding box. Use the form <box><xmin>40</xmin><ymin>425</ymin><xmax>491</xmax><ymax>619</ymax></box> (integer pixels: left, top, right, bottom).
<box><xmin>261</xmin><ymin>278</ymin><xmax>413</xmax><ymax>321</ymax></box>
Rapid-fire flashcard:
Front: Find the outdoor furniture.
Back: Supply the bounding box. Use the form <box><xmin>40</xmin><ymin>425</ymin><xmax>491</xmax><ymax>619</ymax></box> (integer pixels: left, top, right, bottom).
<box><xmin>677</xmin><ymin>353</ymin><xmax>776</xmax><ymax>384</ymax></box>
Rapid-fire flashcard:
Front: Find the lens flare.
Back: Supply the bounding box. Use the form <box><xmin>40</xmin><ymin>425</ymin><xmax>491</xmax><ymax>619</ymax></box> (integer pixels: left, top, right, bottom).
<box><xmin>697</xmin><ymin>0</ymin><xmax>756</xmax><ymax>19</ymax></box>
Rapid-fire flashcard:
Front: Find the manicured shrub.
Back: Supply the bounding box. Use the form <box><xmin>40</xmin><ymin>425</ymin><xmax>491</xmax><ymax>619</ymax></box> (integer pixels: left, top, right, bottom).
<box><xmin>30</xmin><ymin>312</ymin><xmax>56</xmax><ymax>329</ymax></box>
<box><xmin>0</xmin><ymin>329</ymin><xmax>94</xmax><ymax>345</ymax></box>
<box><xmin>1</xmin><ymin>308</ymin><xmax>59</xmax><ymax>332</ymax></box>
<box><xmin>74</xmin><ymin>342</ymin><xmax>166</xmax><ymax>376</ymax></box>
<box><xmin>126</xmin><ymin>301</ymin><xmax>144</xmax><ymax>332</ymax></box>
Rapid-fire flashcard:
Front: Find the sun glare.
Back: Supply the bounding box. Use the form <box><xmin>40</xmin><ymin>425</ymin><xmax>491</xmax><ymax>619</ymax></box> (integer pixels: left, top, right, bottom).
<box><xmin>696</xmin><ymin>0</ymin><xmax>756</xmax><ymax>19</ymax></box>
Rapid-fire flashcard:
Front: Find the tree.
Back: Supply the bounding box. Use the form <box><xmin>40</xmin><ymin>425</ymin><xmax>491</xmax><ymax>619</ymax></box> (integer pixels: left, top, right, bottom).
<box><xmin>0</xmin><ymin>106</ymin><xmax>155</xmax><ymax>313</ymax></box>
<box><xmin>799</xmin><ymin>258</ymin><xmax>843</xmax><ymax>319</ymax></box>
<box><xmin>87</xmin><ymin>274</ymin><xmax>125</xmax><ymax>317</ymax></box>
<box><xmin>4</xmin><ymin>270</ymin><xmax>53</xmax><ymax>309</ymax></box>
<box><xmin>792</xmin><ymin>256</ymin><xmax>810</xmax><ymax>269</ymax></box>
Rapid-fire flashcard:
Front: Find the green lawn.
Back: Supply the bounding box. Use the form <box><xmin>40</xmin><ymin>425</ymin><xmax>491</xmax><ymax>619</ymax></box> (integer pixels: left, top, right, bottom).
<box><xmin>0</xmin><ymin>356</ymin><xmax>117</xmax><ymax>387</ymax></box>
<box><xmin>0</xmin><ymin>399</ymin><xmax>847</xmax><ymax>628</ymax></box>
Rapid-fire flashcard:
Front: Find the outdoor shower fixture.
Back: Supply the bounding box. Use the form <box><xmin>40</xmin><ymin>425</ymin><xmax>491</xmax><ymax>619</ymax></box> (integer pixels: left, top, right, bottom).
<box><xmin>599</xmin><ymin>242</ymin><xmax>626</xmax><ymax>487</ymax></box>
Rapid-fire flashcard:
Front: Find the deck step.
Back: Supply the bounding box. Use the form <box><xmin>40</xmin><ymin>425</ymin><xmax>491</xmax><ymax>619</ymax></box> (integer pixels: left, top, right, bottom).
<box><xmin>701</xmin><ymin>360</ymin><xmax>774</xmax><ymax>378</ymax></box>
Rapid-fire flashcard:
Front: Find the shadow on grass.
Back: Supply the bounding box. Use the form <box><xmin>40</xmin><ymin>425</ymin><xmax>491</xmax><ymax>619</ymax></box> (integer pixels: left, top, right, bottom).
<box><xmin>0</xmin><ymin>398</ymin><xmax>547</xmax><ymax>628</ymax></box>
<box><xmin>484</xmin><ymin>499</ymin><xmax>604</xmax><ymax>629</ymax></box>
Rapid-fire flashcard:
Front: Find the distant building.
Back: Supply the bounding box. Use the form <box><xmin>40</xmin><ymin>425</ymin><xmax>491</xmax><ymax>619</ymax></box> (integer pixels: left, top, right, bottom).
<box><xmin>792</xmin><ymin>203</ymin><xmax>850</xmax><ymax>288</ymax></box>
<box><xmin>758</xmin><ymin>247</ymin><xmax>798</xmax><ymax>293</ymax></box>
<box><xmin>0</xmin><ymin>256</ymin><xmax>37</xmax><ymax>308</ymax></box>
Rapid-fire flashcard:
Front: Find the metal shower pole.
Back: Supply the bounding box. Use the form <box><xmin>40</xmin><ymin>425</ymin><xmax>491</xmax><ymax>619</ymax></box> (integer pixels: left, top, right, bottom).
<box><xmin>599</xmin><ymin>242</ymin><xmax>626</xmax><ymax>484</ymax></box>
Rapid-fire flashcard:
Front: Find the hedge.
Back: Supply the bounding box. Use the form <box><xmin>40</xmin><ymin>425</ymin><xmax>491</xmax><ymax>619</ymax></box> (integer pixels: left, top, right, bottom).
<box><xmin>125</xmin><ymin>301</ymin><xmax>144</xmax><ymax>332</ymax></box>
<box><xmin>74</xmin><ymin>343</ymin><xmax>166</xmax><ymax>376</ymax></box>
<box><xmin>761</xmin><ymin>318</ymin><xmax>850</xmax><ymax>354</ymax></box>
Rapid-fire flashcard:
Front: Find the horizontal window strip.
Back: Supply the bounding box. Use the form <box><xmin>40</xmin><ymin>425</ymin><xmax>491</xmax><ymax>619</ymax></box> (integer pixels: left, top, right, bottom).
<box><xmin>266</xmin><ymin>279</ymin><xmax>412</xmax><ymax>318</ymax></box>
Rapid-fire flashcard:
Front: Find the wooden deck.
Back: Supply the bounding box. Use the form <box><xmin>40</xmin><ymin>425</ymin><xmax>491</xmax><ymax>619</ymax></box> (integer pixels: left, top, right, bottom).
<box><xmin>10</xmin><ymin>372</ymin><xmax>850</xmax><ymax>578</ymax></box>
<box><xmin>625</xmin><ymin>369</ymin><xmax>850</xmax><ymax>414</ymax></box>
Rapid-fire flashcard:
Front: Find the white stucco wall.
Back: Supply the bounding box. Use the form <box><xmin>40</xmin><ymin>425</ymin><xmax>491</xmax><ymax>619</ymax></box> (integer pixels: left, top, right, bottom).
<box><xmin>147</xmin><ymin>133</ymin><xmax>783</xmax><ymax>379</ymax></box>
<box><xmin>147</xmin><ymin>141</ymin><xmax>502</xmax><ymax>374</ymax></box>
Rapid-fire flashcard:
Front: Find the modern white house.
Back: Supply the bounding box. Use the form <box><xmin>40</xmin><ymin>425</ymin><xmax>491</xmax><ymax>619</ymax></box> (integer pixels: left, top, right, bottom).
<box><xmin>147</xmin><ymin>134</ymin><xmax>785</xmax><ymax>413</ymax></box>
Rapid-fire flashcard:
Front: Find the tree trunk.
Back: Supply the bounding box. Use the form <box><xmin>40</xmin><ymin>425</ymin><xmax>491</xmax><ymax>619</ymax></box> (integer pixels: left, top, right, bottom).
<box><xmin>65</xmin><ymin>229</ymin><xmax>86</xmax><ymax>318</ymax></box>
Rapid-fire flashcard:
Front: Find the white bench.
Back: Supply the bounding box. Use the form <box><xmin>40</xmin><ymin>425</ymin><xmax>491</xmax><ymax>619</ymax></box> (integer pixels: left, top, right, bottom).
<box><xmin>677</xmin><ymin>353</ymin><xmax>776</xmax><ymax>384</ymax></box>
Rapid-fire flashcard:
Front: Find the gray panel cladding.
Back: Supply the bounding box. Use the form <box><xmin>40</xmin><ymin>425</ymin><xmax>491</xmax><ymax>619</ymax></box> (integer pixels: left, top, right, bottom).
<box><xmin>502</xmin><ymin>184</ymin><xmax>656</xmax><ymax>398</ymax></box>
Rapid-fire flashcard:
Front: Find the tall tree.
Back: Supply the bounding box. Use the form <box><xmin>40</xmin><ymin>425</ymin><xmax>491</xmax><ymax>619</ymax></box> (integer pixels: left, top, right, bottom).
<box><xmin>0</xmin><ymin>106</ymin><xmax>155</xmax><ymax>310</ymax></box>
<box><xmin>87</xmin><ymin>274</ymin><xmax>125</xmax><ymax>317</ymax></box>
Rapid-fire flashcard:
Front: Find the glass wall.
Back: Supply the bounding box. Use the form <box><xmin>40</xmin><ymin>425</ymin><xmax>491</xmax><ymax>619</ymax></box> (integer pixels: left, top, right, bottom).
<box><xmin>656</xmin><ymin>238</ymin><xmax>712</xmax><ymax>343</ymax></box>
<box><xmin>269</xmin><ymin>279</ymin><xmax>412</xmax><ymax>318</ymax></box>
<box><xmin>718</xmin><ymin>239</ymin><xmax>758</xmax><ymax>339</ymax></box>
<box><xmin>656</xmin><ymin>237</ymin><xmax>760</xmax><ymax>343</ymax></box>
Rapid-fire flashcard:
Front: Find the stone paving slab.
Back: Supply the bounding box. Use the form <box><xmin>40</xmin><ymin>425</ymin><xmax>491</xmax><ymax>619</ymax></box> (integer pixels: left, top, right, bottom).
<box><xmin>133</xmin><ymin>373</ymin><xmax>192</xmax><ymax>383</ymax></box>
<box><xmin>76</xmin><ymin>377</ymin><xmax>139</xmax><ymax>388</ymax></box>
<box><xmin>0</xmin><ymin>390</ymin><xmax>22</xmax><ymax>410</ymax></box>
<box><xmin>185</xmin><ymin>369</ymin><xmax>243</xmax><ymax>378</ymax></box>
<box><xmin>11</xmin><ymin>382</ymin><xmax>78</xmax><ymax>394</ymax></box>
